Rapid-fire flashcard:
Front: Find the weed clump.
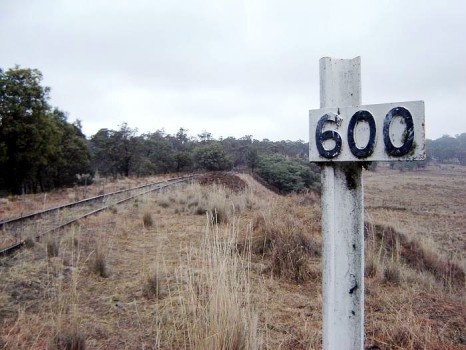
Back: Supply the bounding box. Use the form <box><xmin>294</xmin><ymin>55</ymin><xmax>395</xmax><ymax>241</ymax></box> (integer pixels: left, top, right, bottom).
<box><xmin>92</xmin><ymin>247</ymin><xmax>109</xmax><ymax>278</ymax></box>
<box><xmin>24</xmin><ymin>236</ymin><xmax>36</xmax><ymax>248</ymax></box>
<box><xmin>47</xmin><ymin>239</ymin><xmax>59</xmax><ymax>258</ymax></box>
<box><xmin>365</xmin><ymin>256</ymin><xmax>379</xmax><ymax>278</ymax></box>
<box><xmin>143</xmin><ymin>272</ymin><xmax>165</xmax><ymax>299</ymax></box>
<box><xmin>383</xmin><ymin>262</ymin><xmax>402</xmax><ymax>285</ymax></box>
<box><xmin>208</xmin><ymin>207</ymin><xmax>228</xmax><ymax>225</ymax></box>
<box><xmin>52</xmin><ymin>329</ymin><xmax>86</xmax><ymax>350</ymax></box>
<box><xmin>158</xmin><ymin>199</ymin><xmax>170</xmax><ymax>208</ymax></box>
<box><xmin>245</xmin><ymin>202</ymin><xmax>321</xmax><ymax>283</ymax></box>
<box><xmin>142</xmin><ymin>212</ymin><xmax>153</xmax><ymax>228</ymax></box>
<box><xmin>194</xmin><ymin>206</ymin><xmax>206</xmax><ymax>215</ymax></box>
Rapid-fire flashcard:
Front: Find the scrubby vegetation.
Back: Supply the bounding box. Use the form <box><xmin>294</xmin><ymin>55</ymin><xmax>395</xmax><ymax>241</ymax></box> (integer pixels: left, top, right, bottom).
<box><xmin>0</xmin><ymin>170</ymin><xmax>465</xmax><ymax>348</ymax></box>
<box><xmin>254</xmin><ymin>154</ymin><xmax>320</xmax><ymax>194</ymax></box>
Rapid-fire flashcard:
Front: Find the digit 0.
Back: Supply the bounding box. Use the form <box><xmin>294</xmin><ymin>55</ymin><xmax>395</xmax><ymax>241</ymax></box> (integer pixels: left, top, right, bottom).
<box><xmin>383</xmin><ymin>107</ymin><xmax>414</xmax><ymax>157</ymax></box>
<box><xmin>315</xmin><ymin>113</ymin><xmax>342</xmax><ymax>159</ymax></box>
<box><xmin>347</xmin><ymin>110</ymin><xmax>376</xmax><ymax>158</ymax></box>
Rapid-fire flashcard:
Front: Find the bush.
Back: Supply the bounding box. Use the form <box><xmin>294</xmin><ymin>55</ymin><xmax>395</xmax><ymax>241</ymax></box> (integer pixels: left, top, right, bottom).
<box><xmin>254</xmin><ymin>154</ymin><xmax>319</xmax><ymax>194</ymax></box>
<box><xmin>193</xmin><ymin>143</ymin><xmax>233</xmax><ymax>171</ymax></box>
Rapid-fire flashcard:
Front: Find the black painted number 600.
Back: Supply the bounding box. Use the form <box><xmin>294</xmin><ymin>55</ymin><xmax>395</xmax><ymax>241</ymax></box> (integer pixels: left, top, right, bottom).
<box><xmin>315</xmin><ymin>107</ymin><xmax>414</xmax><ymax>159</ymax></box>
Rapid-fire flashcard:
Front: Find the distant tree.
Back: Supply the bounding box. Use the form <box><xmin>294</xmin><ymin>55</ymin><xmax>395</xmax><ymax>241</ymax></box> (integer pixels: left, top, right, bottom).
<box><xmin>193</xmin><ymin>143</ymin><xmax>232</xmax><ymax>171</ymax></box>
<box><xmin>145</xmin><ymin>133</ymin><xmax>176</xmax><ymax>173</ymax></box>
<box><xmin>49</xmin><ymin>109</ymin><xmax>93</xmax><ymax>187</ymax></box>
<box><xmin>89</xmin><ymin>129</ymin><xmax>120</xmax><ymax>177</ymax></box>
<box><xmin>246</xmin><ymin>146</ymin><xmax>259</xmax><ymax>171</ymax></box>
<box><xmin>175</xmin><ymin>127</ymin><xmax>190</xmax><ymax>150</ymax></box>
<box><xmin>175</xmin><ymin>151</ymin><xmax>192</xmax><ymax>172</ymax></box>
<box><xmin>198</xmin><ymin>130</ymin><xmax>213</xmax><ymax>144</ymax></box>
<box><xmin>89</xmin><ymin>124</ymin><xmax>140</xmax><ymax>177</ymax></box>
<box><xmin>425</xmin><ymin>133</ymin><xmax>466</xmax><ymax>164</ymax></box>
<box><xmin>114</xmin><ymin>123</ymin><xmax>139</xmax><ymax>176</ymax></box>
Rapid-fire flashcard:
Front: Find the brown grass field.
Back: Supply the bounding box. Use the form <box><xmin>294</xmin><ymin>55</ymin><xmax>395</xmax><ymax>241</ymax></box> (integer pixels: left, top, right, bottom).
<box><xmin>0</xmin><ymin>165</ymin><xmax>465</xmax><ymax>349</ymax></box>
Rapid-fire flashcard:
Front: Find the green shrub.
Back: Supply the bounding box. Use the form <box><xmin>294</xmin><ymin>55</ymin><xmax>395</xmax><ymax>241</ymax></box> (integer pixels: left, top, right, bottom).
<box><xmin>193</xmin><ymin>143</ymin><xmax>233</xmax><ymax>171</ymax></box>
<box><xmin>254</xmin><ymin>154</ymin><xmax>320</xmax><ymax>194</ymax></box>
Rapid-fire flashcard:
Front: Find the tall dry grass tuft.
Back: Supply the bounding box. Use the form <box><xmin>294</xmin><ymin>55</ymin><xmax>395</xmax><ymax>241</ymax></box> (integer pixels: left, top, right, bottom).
<box><xmin>47</xmin><ymin>238</ymin><xmax>60</xmax><ymax>258</ymax></box>
<box><xmin>142</xmin><ymin>211</ymin><xmax>154</xmax><ymax>228</ymax></box>
<box><xmin>142</xmin><ymin>270</ymin><xmax>165</xmax><ymax>299</ymax></box>
<box><xmin>52</xmin><ymin>329</ymin><xmax>86</xmax><ymax>350</ymax></box>
<box><xmin>49</xmin><ymin>227</ymin><xmax>87</xmax><ymax>350</ymax></box>
<box><xmin>91</xmin><ymin>243</ymin><xmax>109</xmax><ymax>278</ymax></box>
<box><xmin>243</xmin><ymin>200</ymin><xmax>321</xmax><ymax>282</ymax></box>
<box><xmin>176</xmin><ymin>218</ymin><xmax>259</xmax><ymax>350</ymax></box>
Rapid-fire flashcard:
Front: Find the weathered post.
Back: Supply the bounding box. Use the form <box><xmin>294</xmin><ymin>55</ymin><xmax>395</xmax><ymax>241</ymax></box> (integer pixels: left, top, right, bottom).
<box><xmin>309</xmin><ymin>57</ymin><xmax>425</xmax><ymax>349</ymax></box>
<box><xmin>320</xmin><ymin>57</ymin><xmax>364</xmax><ymax>349</ymax></box>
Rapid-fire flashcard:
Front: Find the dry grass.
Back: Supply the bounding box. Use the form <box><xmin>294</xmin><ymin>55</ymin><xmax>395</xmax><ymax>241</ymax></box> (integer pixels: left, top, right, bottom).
<box><xmin>174</xmin><ymin>219</ymin><xmax>259</xmax><ymax>350</ymax></box>
<box><xmin>46</xmin><ymin>238</ymin><xmax>60</xmax><ymax>258</ymax></box>
<box><xmin>242</xmin><ymin>197</ymin><xmax>321</xmax><ymax>283</ymax></box>
<box><xmin>0</xmin><ymin>169</ymin><xmax>464</xmax><ymax>349</ymax></box>
<box><xmin>365</xmin><ymin>222</ymin><xmax>465</xmax><ymax>290</ymax></box>
<box><xmin>156</xmin><ymin>182</ymin><xmax>255</xmax><ymax>225</ymax></box>
<box><xmin>142</xmin><ymin>270</ymin><xmax>165</xmax><ymax>299</ymax></box>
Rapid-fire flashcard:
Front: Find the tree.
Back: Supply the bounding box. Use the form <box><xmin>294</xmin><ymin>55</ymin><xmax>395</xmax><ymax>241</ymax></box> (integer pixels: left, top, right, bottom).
<box><xmin>144</xmin><ymin>132</ymin><xmax>176</xmax><ymax>173</ymax></box>
<box><xmin>49</xmin><ymin>109</ymin><xmax>93</xmax><ymax>187</ymax></box>
<box><xmin>193</xmin><ymin>143</ymin><xmax>232</xmax><ymax>171</ymax></box>
<box><xmin>246</xmin><ymin>146</ymin><xmax>259</xmax><ymax>171</ymax></box>
<box><xmin>89</xmin><ymin>128</ymin><xmax>119</xmax><ymax>177</ymax></box>
<box><xmin>175</xmin><ymin>151</ymin><xmax>192</xmax><ymax>172</ymax></box>
<box><xmin>89</xmin><ymin>124</ymin><xmax>140</xmax><ymax>177</ymax></box>
<box><xmin>114</xmin><ymin>123</ymin><xmax>138</xmax><ymax>177</ymax></box>
<box><xmin>0</xmin><ymin>66</ymin><xmax>92</xmax><ymax>193</ymax></box>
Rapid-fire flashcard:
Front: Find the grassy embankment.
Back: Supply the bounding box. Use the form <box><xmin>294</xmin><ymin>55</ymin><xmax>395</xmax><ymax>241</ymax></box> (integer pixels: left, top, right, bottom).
<box><xmin>0</xmin><ymin>166</ymin><xmax>464</xmax><ymax>349</ymax></box>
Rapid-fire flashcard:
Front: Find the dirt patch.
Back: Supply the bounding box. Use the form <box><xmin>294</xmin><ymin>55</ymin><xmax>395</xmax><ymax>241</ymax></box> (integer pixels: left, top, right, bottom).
<box><xmin>197</xmin><ymin>172</ymin><xmax>247</xmax><ymax>192</ymax></box>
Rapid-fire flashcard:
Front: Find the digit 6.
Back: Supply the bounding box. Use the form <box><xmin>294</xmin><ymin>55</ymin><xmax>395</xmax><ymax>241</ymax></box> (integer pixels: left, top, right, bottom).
<box><xmin>316</xmin><ymin>113</ymin><xmax>342</xmax><ymax>159</ymax></box>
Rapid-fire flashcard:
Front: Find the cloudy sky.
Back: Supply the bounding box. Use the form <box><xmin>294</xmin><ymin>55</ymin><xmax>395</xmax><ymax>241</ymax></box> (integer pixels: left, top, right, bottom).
<box><xmin>1</xmin><ymin>0</ymin><xmax>465</xmax><ymax>141</ymax></box>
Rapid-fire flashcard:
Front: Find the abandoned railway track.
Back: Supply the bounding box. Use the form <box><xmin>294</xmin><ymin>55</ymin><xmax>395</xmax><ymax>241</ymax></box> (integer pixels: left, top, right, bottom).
<box><xmin>0</xmin><ymin>175</ymin><xmax>196</xmax><ymax>256</ymax></box>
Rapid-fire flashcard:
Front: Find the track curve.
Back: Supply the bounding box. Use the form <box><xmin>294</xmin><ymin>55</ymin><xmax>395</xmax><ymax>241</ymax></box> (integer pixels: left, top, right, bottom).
<box><xmin>0</xmin><ymin>175</ymin><xmax>196</xmax><ymax>256</ymax></box>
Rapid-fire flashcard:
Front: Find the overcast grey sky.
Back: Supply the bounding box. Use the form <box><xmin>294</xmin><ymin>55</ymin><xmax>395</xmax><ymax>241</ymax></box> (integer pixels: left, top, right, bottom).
<box><xmin>1</xmin><ymin>0</ymin><xmax>465</xmax><ymax>140</ymax></box>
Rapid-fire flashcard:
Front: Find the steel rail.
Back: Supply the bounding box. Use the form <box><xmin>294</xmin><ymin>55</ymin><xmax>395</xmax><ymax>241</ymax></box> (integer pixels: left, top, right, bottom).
<box><xmin>0</xmin><ymin>175</ymin><xmax>195</xmax><ymax>256</ymax></box>
<box><xmin>0</xmin><ymin>176</ymin><xmax>192</xmax><ymax>229</ymax></box>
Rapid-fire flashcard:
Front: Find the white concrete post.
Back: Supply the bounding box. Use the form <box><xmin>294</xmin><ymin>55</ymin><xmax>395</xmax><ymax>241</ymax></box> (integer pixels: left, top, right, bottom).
<box><xmin>320</xmin><ymin>57</ymin><xmax>364</xmax><ymax>349</ymax></box>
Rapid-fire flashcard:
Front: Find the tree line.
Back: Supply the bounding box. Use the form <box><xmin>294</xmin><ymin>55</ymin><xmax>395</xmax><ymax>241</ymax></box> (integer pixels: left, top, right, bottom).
<box><xmin>1</xmin><ymin>66</ymin><xmax>464</xmax><ymax>195</ymax></box>
<box><xmin>1</xmin><ymin>66</ymin><xmax>314</xmax><ymax>194</ymax></box>
<box><xmin>88</xmin><ymin>123</ymin><xmax>318</xmax><ymax>193</ymax></box>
